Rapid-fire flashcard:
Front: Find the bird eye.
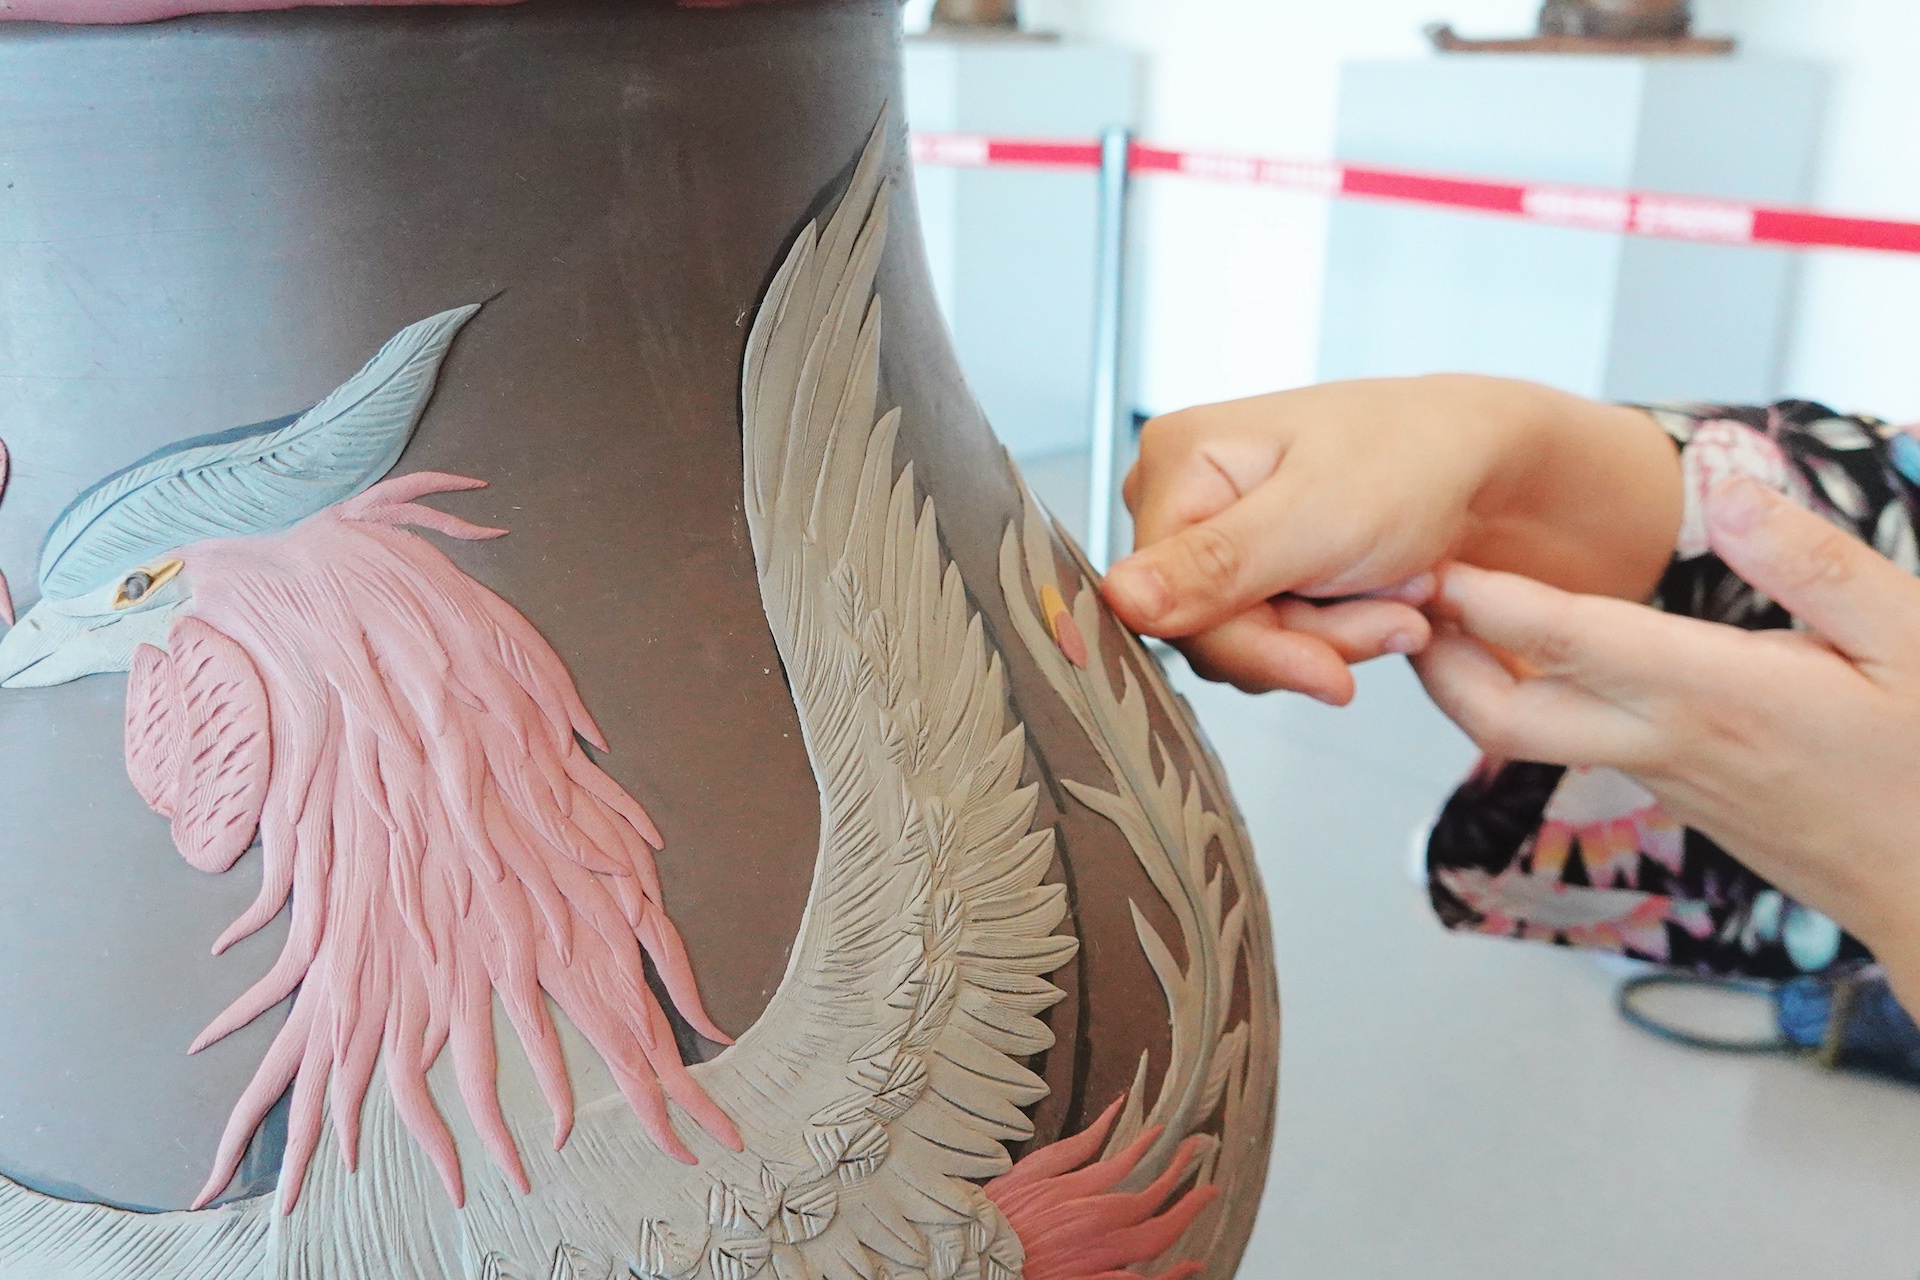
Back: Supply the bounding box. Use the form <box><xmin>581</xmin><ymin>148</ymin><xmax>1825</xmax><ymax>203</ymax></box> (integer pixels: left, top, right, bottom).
<box><xmin>113</xmin><ymin>559</ymin><xmax>185</xmax><ymax>611</ymax></box>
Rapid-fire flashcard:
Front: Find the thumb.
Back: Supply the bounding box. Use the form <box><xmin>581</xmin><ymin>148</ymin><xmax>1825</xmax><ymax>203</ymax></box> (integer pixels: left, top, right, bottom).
<box><xmin>1706</xmin><ymin>477</ymin><xmax>1920</xmax><ymax>666</ymax></box>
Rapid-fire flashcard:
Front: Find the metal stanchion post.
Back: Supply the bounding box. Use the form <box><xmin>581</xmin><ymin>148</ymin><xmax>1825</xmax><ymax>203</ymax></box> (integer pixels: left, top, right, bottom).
<box><xmin>1085</xmin><ymin>125</ymin><xmax>1133</xmax><ymax>573</ymax></box>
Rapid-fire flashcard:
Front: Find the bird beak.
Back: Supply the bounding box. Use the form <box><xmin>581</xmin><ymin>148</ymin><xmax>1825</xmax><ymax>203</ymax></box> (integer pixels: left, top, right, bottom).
<box><xmin>0</xmin><ymin>603</ymin><xmax>85</xmax><ymax>688</ymax></box>
<box><xmin>0</xmin><ymin>591</ymin><xmax>190</xmax><ymax>689</ymax></box>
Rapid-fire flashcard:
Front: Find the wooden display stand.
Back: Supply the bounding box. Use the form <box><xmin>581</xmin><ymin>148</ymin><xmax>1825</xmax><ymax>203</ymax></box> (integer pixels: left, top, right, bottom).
<box><xmin>1425</xmin><ymin>23</ymin><xmax>1735</xmax><ymax>56</ymax></box>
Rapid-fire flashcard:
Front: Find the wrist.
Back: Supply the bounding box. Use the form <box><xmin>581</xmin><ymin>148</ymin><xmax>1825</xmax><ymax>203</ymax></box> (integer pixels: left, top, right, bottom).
<box><xmin>1464</xmin><ymin>376</ymin><xmax>1568</xmax><ymax>514</ymax></box>
<box><xmin>1457</xmin><ymin>379</ymin><xmax>1683</xmax><ymax>600</ymax></box>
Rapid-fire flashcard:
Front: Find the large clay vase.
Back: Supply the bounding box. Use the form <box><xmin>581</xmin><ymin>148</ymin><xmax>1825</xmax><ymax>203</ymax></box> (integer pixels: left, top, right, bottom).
<box><xmin>0</xmin><ymin>3</ymin><xmax>1278</xmax><ymax>1277</ymax></box>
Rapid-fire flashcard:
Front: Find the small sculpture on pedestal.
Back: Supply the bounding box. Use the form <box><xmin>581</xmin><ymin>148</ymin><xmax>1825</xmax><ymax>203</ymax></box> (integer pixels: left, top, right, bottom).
<box><xmin>1428</xmin><ymin>0</ymin><xmax>1734</xmax><ymax>54</ymax></box>
<box><xmin>1541</xmin><ymin>0</ymin><xmax>1692</xmax><ymax>38</ymax></box>
<box><xmin>929</xmin><ymin>0</ymin><xmax>1021</xmax><ymax>33</ymax></box>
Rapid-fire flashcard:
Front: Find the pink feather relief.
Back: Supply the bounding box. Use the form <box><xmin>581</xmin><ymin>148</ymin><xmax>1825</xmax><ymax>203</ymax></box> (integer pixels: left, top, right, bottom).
<box><xmin>985</xmin><ymin>1096</ymin><xmax>1219</xmax><ymax>1280</ymax></box>
<box><xmin>128</xmin><ymin>472</ymin><xmax>737</xmax><ymax>1214</ymax></box>
<box><xmin>128</xmin><ymin>618</ymin><xmax>272</xmax><ymax>874</ymax></box>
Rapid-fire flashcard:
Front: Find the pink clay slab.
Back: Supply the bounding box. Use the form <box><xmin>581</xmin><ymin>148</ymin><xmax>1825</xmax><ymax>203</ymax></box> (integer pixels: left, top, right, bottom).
<box><xmin>985</xmin><ymin>1096</ymin><xmax>1218</xmax><ymax>1280</ymax></box>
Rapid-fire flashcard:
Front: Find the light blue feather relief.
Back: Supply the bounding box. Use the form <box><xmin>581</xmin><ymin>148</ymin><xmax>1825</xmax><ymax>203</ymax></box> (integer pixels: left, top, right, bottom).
<box><xmin>38</xmin><ymin>304</ymin><xmax>482</xmax><ymax>601</ymax></box>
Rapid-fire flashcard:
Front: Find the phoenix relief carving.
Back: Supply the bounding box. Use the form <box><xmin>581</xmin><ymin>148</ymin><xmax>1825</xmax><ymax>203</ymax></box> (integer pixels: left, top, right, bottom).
<box><xmin>0</xmin><ymin>120</ymin><xmax>1275</xmax><ymax>1280</ymax></box>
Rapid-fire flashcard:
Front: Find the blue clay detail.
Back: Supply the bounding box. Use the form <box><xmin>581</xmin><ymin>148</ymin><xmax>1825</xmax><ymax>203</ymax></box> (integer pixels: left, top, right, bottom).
<box><xmin>39</xmin><ymin>305</ymin><xmax>482</xmax><ymax>600</ymax></box>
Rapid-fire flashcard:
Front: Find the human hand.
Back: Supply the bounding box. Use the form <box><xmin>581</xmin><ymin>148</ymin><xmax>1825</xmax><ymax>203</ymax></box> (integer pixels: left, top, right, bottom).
<box><xmin>1100</xmin><ymin>376</ymin><xmax>1680</xmax><ymax>704</ymax></box>
<box><xmin>1416</xmin><ymin>477</ymin><xmax>1920</xmax><ymax>1014</ymax></box>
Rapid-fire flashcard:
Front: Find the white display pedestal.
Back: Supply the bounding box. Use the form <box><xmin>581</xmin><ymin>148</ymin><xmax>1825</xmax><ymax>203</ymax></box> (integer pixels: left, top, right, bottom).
<box><xmin>1317</xmin><ymin>57</ymin><xmax>1824</xmax><ymax>405</ymax></box>
<box><xmin>906</xmin><ymin>37</ymin><xmax>1141</xmax><ymax>461</ymax></box>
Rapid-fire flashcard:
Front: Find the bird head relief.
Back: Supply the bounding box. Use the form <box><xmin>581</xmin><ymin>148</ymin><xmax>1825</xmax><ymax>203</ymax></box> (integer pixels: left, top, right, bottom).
<box><xmin>0</xmin><ymin>305</ymin><xmax>740</xmax><ymax>1214</ymax></box>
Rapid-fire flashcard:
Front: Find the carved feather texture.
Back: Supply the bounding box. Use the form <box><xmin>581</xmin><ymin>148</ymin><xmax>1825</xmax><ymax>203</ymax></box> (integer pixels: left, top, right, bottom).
<box><xmin>984</xmin><ymin>1097</ymin><xmax>1214</xmax><ymax>1280</ymax></box>
<box><xmin>715</xmin><ymin>113</ymin><xmax>1078</xmax><ymax>1275</ymax></box>
<box><xmin>128</xmin><ymin>617</ymin><xmax>275</xmax><ymax>875</ymax></box>
<box><xmin>74</xmin><ymin>122</ymin><xmax>1075</xmax><ymax>1274</ymax></box>
<box><xmin>126</xmin><ymin>640</ymin><xmax>186</xmax><ymax>818</ymax></box>
<box><xmin>171</xmin><ymin>471</ymin><xmax>737</xmax><ymax>1217</ymax></box>
<box><xmin>998</xmin><ymin>494</ymin><xmax>1282</xmax><ymax>1280</ymax></box>
<box><xmin>0</xmin><ymin>1178</ymin><xmax>267</xmax><ymax>1280</ymax></box>
<box><xmin>339</xmin><ymin>114</ymin><xmax>1078</xmax><ymax>1280</ymax></box>
<box><xmin>39</xmin><ymin>306</ymin><xmax>480</xmax><ymax>600</ymax></box>
<box><xmin>0</xmin><ymin>120</ymin><xmax>1130</xmax><ymax>1280</ymax></box>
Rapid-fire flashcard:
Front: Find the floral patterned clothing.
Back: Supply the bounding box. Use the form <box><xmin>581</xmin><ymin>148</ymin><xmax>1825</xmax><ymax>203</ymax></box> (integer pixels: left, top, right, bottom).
<box><xmin>1426</xmin><ymin>401</ymin><xmax>1920</xmax><ymax>980</ymax></box>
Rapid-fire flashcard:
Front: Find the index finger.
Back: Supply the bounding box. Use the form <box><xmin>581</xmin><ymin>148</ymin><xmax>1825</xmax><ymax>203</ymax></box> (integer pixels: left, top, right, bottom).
<box><xmin>1103</xmin><ymin>470</ymin><xmax>1353</xmax><ymax>637</ymax></box>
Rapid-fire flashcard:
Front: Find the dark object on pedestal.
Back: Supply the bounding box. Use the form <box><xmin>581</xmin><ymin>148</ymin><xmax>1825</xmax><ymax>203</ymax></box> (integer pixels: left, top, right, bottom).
<box><xmin>1427</xmin><ymin>0</ymin><xmax>1735</xmax><ymax>55</ymax></box>
<box><xmin>930</xmin><ymin>0</ymin><xmax>1020</xmax><ymax>32</ymax></box>
<box><xmin>1543</xmin><ymin>0</ymin><xmax>1691</xmax><ymax>39</ymax></box>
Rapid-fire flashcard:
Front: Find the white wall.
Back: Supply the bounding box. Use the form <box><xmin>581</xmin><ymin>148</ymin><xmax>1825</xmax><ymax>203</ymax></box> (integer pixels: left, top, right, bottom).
<box><xmin>1694</xmin><ymin>0</ymin><xmax>1920</xmax><ymax>422</ymax></box>
<box><xmin>907</xmin><ymin>0</ymin><xmax>1920</xmax><ymax>423</ymax></box>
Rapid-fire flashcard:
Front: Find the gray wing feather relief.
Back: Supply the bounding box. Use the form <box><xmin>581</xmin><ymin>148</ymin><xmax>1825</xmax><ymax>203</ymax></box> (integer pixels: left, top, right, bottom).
<box><xmin>417</xmin><ymin>117</ymin><xmax>1074</xmax><ymax>1280</ymax></box>
<box><xmin>0</xmin><ymin>1178</ymin><xmax>265</xmax><ymax>1280</ymax></box>
<box><xmin>38</xmin><ymin>304</ymin><xmax>481</xmax><ymax>600</ymax></box>
<box><xmin>999</xmin><ymin>494</ymin><xmax>1282</xmax><ymax>1280</ymax></box>
<box><xmin>716</xmin><ymin>113</ymin><xmax>1078</xmax><ymax>1274</ymax></box>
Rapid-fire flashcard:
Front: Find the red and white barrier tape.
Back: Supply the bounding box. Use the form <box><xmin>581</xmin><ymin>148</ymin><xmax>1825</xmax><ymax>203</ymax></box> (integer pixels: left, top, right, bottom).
<box><xmin>910</xmin><ymin>131</ymin><xmax>1920</xmax><ymax>257</ymax></box>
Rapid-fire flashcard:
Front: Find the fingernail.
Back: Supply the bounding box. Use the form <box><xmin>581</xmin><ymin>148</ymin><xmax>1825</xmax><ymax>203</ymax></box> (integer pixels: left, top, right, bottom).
<box><xmin>1434</xmin><ymin>562</ymin><xmax>1474</xmax><ymax>606</ymax></box>
<box><xmin>1104</xmin><ymin>559</ymin><xmax>1172</xmax><ymax>623</ymax></box>
<box><xmin>1707</xmin><ymin>477</ymin><xmax>1772</xmax><ymax>535</ymax></box>
<box><xmin>1383</xmin><ymin>631</ymin><xmax>1421</xmax><ymax>656</ymax></box>
<box><xmin>1394</xmin><ymin>574</ymin><xmax>1438</xmax><ymax>606</ymax></box>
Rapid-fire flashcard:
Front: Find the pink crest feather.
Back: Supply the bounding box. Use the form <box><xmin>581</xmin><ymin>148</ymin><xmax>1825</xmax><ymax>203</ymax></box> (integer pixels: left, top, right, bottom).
<box><xmin>126</xmin><ymin>642</ymin><xmax>184</xmax><ymax>817</ymax></box>
<box><xmin>129</xmin><ymin>619</ymin><xmax>273</xmax><ymax>875</ymax></box>
<box><xmin>986</xmin><ymin>1096</ymin><xmax>1218</xmax><ymax>1280</ymax></box>
<box><xmin>148</xmin><ymin>472</ymin><xmax>736</xmax><ymax>1214</ymax></box>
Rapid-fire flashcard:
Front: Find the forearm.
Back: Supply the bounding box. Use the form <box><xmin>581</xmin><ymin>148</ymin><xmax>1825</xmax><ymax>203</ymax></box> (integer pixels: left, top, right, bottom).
<box><xmin>1448</xmin><ymin>376</ymin><xmax>1684</xmax><ymax>601</ymax></box>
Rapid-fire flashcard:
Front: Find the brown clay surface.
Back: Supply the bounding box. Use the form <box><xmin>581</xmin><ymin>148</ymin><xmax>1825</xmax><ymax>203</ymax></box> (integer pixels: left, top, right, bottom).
<box><xmin>0</xmin><ymin>0</ymin><xmax>1179</xmax><ymax>1211</ymax></box>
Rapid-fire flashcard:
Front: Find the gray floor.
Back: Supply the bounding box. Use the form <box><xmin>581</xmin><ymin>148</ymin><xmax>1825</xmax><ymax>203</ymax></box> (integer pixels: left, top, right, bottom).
<box><xmin>1174</xmin><ymin>658</ymin><xmax>1920</xmax><ymax>1277</ymax></box>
